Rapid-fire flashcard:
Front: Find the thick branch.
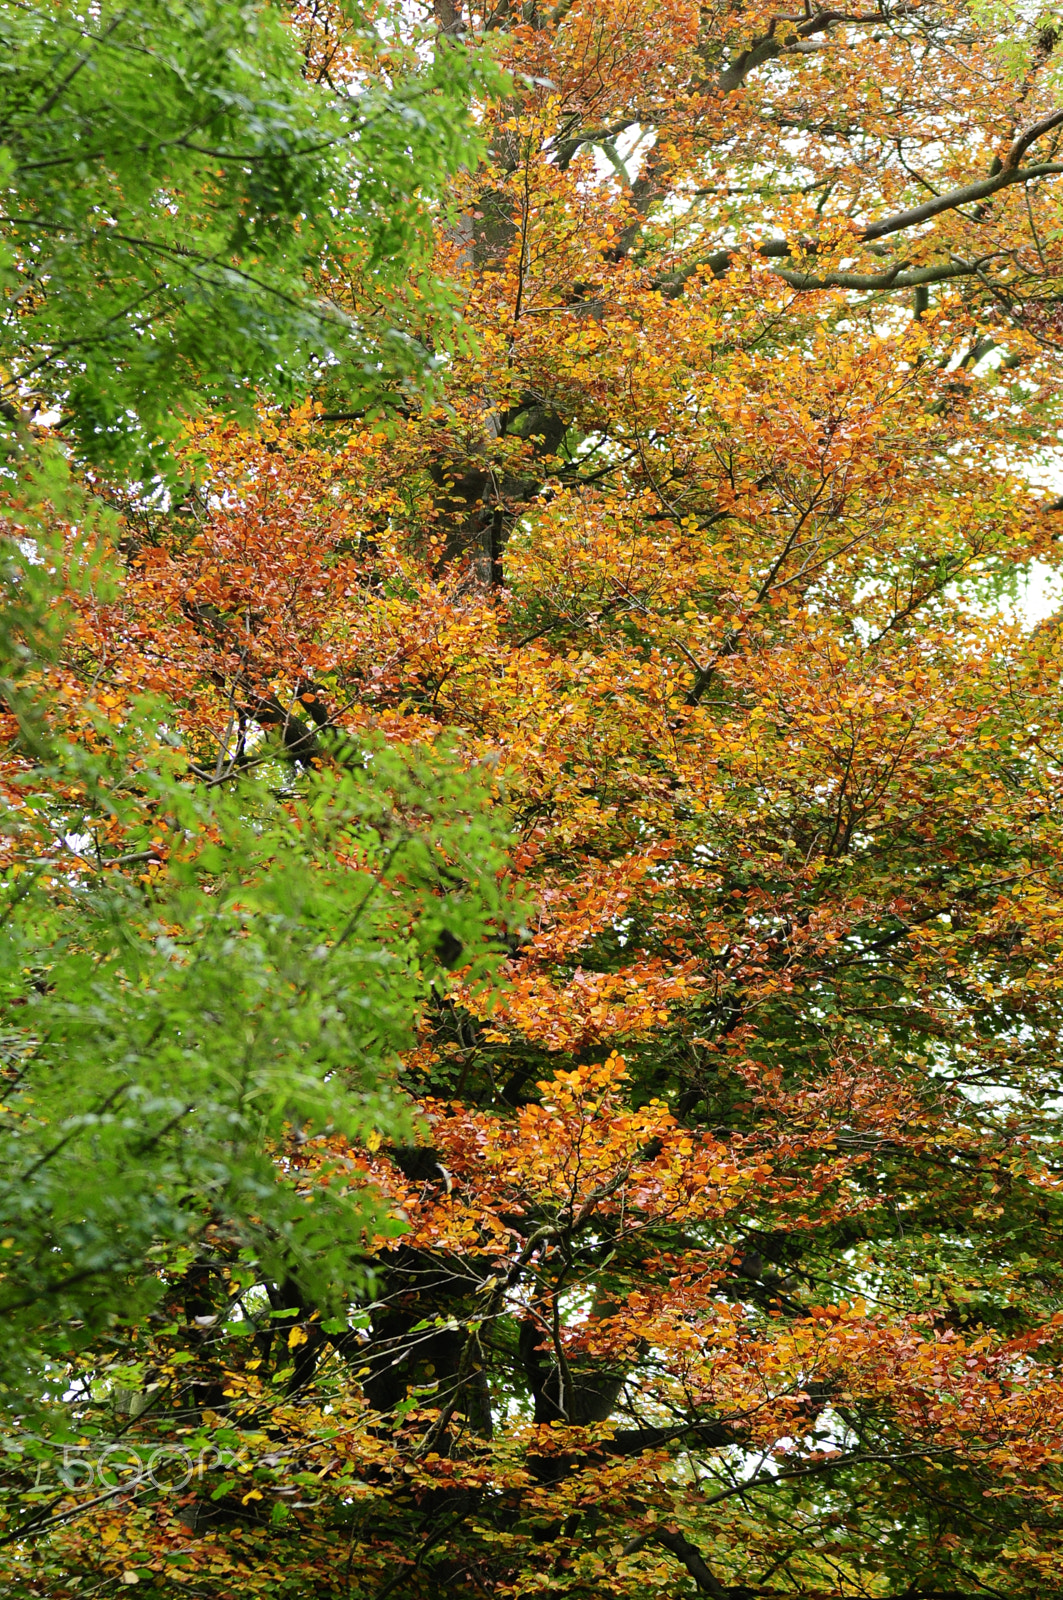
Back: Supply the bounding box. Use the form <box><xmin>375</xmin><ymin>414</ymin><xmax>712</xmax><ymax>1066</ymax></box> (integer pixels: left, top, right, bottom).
<box><xmin>863</xmin><ymin>153</ymin><xmax>1063</xmax><ymax>241</ymax></box>
<box><xmin>653</xmin><ymin>1528</ymin><xmax>731</xmax><ymax>1599</ymax></box>
<box><xmin>1005</xmin><ymin>108</ymin><xmax>1063</xmax><ymax>169</ymax></box>
<box><xmin>656</xmin><ymin>135</ymin><xmax>1063</xmax><ymax>296</ymax></box>
<box><xmin>773</xmin><ymin>258</ymin><xmax>994</xmax><ymax>292</ymax></box>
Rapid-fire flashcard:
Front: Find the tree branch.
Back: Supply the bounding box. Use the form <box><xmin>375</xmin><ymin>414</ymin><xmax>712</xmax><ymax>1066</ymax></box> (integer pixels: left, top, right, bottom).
<box><xmin>652</xmin><ymin>1528</ymin><xmax>731</xmax><ymax>1599</ymax></box>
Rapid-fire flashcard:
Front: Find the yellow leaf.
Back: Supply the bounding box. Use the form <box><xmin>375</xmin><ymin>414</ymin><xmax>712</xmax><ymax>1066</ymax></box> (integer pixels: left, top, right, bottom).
<box><xmin>288</xmin><ymin>1325</ymin><xmax>309</xmax><ymax>1349</ymax></box>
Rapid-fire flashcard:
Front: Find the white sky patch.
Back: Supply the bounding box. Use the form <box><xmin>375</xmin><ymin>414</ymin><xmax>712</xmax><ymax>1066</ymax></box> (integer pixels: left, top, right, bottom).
<box><xmin>1008</xmin><ymin>558</ymin><xmax>1063</xmax><ymax>628</ymax></box>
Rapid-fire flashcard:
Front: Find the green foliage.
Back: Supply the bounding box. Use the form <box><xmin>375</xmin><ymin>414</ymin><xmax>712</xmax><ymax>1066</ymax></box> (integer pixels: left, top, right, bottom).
<box><xmin>0</xmin><ymin>0</ymin><xmax>498</xmax><ymax>476</ymax></box>
<box><xmin>969</xmin><ymin>0</ymin><xmax>1063</xmax><ymax>79</ymax></box>
<box><xmin>0</xmin><ymin>452</ymin><xmax>514</xmax><ymax>1418</ymax></box>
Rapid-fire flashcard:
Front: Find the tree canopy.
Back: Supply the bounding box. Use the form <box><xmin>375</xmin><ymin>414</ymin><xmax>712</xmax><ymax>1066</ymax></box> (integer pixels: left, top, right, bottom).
<box><xmin>0</xmin><ymin>0</ymin><xmax>497</xmax><ymax>474</ymax></box>
<box><xmin>6</xmin><ymin>0</ymin><xmax>1063</xmax><ymax>1598</ymax></box>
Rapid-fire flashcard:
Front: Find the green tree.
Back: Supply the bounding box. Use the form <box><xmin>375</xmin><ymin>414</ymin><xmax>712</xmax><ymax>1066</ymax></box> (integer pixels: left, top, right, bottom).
<box><xmin>0</xmin><ymin>458</ymin><xmax>513</xmax><ymax>1418</ymax></box>
<box><xmin>0</xmin><ymin>0</ymin><xmax>511</xmax><ymax>1425</ymax></box>
<box><xmin>0</xmin><ymin>0</ymin><xmax>496</xmax><ymax>476</ymax></box>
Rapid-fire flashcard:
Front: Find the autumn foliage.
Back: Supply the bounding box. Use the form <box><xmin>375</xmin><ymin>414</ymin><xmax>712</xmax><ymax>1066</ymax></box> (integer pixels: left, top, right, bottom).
<box><xmin>8</xmin><ymin>0</ymin><xmax>1063</xmax><ymax>1595</ymax></box>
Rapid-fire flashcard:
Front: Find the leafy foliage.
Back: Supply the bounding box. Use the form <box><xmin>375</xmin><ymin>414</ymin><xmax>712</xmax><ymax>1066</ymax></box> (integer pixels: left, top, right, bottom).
<box><xmin>9</xmin><ymin>0</ymin><xmax>1063</xmax><ymax>1597</ymax></box>
<box><xmin>0</xmin><ymin>0</ymin><xmax>498</xmax><ymax>474</ymax></box>
<box><xmin>0</xmin><ymin>446</ymin><xmax>513</xmax><ymax>1424</ymax></box>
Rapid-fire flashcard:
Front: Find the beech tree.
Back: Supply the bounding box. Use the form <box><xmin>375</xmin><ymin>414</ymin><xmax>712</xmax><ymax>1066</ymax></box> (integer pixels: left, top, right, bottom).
<box><xmin>6</xmin><ymin>0</ymin><xmax>1063</xmax><ymax>1597</ymax></box>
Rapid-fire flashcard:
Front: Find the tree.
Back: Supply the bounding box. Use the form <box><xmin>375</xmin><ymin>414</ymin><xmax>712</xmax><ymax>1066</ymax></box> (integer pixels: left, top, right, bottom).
<box><xmin>0</xmin><ymin>452</ymin><xmax>513</xmax><ymax>1421</ymax></box>
<box><xmin>0</xmin><ymin>0</ymin><xmax>497</xmax><ymax>475</ymax></box>
<box><xmin>6</xmin><ymin>0</ymin><xmax>1063</xmax><ymax>1596</ymax></box>
<box><xmin>0</xmin><ymin>0</ymin><xmax>511</xmax><ymax>1463</ymax></box>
